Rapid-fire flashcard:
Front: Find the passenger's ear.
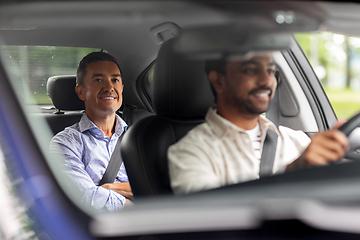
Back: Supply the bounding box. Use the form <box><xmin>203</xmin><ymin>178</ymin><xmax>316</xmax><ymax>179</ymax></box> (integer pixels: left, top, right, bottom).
<box><xmin>208</xmin><ymin>71</ymin><xmax>224</xmax><ymax>94</ymax></box>
<box><xmin>75</xmin><ymin>85</ymin><xmax>85</xmax><ymax>101</ymax></box>
<box><xmin>120</xmin><ymin>83</ymin><xmax>124</xmax><ymax>93</ymax></box>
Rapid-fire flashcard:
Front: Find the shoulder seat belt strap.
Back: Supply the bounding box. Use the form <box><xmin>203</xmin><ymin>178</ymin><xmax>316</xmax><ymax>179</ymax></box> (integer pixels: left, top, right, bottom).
<box><xmin>259</xmin><ymin>129</ymin><xmax>278</xmax><ymax>178</ymax></box>
<box><xmin>259</xmin><ymin>79</ymin><xmax>280</xmax><ymax>178</ymax></box>
<box><xmin>98</xmin><ymin>133</ymin><xmax>124</xmax><ymax>186</ymax></box>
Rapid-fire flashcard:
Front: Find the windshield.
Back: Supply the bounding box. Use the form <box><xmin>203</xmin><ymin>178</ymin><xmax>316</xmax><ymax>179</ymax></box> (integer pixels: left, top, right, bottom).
<box><xmin>1</xmin><ymin>1</ymin><xmax>360</xmax><ymax>238</ymax></box>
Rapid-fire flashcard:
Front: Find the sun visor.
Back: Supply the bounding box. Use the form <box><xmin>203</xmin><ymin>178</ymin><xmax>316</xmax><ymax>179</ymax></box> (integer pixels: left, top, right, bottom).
<box><xmin>172</xmin><ymin>12</ymin><xmax>321</xmax><ymax>59</ymax></box>
<box><xmin>173</xmin><ymin>29</ymin><xmax>291</xmax><ymax>59</ymax></box>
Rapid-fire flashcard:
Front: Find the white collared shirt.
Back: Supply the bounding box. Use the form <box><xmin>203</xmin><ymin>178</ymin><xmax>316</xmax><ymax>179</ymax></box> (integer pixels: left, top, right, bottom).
<box><xmin>168</xmin><ymin>107</ymin><xmax>311</xmax><ymax>195</ymax></box>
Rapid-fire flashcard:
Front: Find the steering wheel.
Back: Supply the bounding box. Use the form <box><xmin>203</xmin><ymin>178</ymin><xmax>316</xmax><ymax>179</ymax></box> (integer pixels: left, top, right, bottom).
<box><xmin>338</xmin><ymin>112</ymin><xmax>360</xmax><ymax>136</ymax></box>
<box><xmin>338</xmin><ymin>112</ymin><xmax>360</xmax><ymax>160</ymax></box>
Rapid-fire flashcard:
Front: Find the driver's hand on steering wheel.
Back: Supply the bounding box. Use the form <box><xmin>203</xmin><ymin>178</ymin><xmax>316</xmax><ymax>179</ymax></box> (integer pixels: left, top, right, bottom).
<box><xmin>288</xmin><ymin>120</ymin><xmax>349</xmax><ymax>169</ymax></box>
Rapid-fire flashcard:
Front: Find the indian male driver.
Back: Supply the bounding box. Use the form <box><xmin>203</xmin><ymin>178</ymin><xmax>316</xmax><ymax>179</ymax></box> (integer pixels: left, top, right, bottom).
<box><xmin>168</xmin><ymin>52</ymin><xmax>349</xmax><ymax>195</ymax></box>
<box><xmin>50</xmin><ymin>52</ymin><xmax>132</xmax><ymax>211</ymax></box>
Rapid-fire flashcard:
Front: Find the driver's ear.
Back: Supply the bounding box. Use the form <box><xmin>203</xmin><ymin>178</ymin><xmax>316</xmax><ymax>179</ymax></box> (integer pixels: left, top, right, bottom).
<box><xmin>208</xmin><ymin>71</ymin><xmax>225</xmax><ymax>95</ymax></box>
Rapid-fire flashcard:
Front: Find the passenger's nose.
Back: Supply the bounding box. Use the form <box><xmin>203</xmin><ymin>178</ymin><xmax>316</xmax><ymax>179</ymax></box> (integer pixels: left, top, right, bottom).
<box><xmin>102</xmin><ymin>78</ymin><xmax>114</xmax><ymax>91</ymax></box>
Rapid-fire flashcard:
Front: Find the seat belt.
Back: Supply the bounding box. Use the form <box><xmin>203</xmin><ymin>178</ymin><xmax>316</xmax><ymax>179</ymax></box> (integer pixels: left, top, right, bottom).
<box><xmin>259</xmin><ymin>129</ymin><xmax>278</xmax><ymax>177</ymax></box>
<box><xmin>98</xmin><ymin>133</ymin><xmax>124</xmax><ymax>186</ymax></box>
<box><xmin>259</xmin><ymin>84</ymin><xmax>280</xmax><ymax>178</ymax></box>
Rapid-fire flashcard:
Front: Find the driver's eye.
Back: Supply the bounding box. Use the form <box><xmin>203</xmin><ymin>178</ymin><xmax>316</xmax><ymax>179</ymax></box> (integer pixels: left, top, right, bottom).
<box><xmin>243</xmin><ymin>68</ymin><xmax>257</xmax><ymax>75</ymax></box>
<box><xmin>268</xmin><ymin>69</ymin><xmax>276</xmax><ymax>75</ymax></box>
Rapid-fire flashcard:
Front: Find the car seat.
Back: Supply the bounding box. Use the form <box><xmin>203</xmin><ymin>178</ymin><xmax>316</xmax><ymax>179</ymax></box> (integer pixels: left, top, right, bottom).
<box><xmin>46</xmin><ymin>75</ymin><xmax>85</xmax><ymax>135</ymax></box>
<box><xmin>121</xmin><ymin>38</ymin><xmax>214</xmax><ymax>197</ymax></box>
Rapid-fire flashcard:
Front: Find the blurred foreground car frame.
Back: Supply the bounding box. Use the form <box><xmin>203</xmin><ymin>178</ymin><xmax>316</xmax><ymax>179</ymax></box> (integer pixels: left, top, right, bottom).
<box><xmin>2</xmin><ymin>1</ymin><xmax>360</xmax><ymax>239</ymax></box>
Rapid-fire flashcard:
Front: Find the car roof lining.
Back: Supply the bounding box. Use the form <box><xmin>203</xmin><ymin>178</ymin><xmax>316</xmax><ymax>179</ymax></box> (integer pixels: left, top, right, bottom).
<box><xmin>0</xmin><ymin>0</ymin><xmax>357</xmax><ymax>118</ymax></box>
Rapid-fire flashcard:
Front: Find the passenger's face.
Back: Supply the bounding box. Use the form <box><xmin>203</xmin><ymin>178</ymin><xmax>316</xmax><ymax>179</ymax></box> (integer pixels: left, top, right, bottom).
<box><xmin>222</xmin><ymin>54</ymin><xmax>277</xmax><ymax>115</ymax></box>
<box><xmin>76</xmin><ymin>61</ymin><xmax>123</xmax><ymax>118</ymax></box>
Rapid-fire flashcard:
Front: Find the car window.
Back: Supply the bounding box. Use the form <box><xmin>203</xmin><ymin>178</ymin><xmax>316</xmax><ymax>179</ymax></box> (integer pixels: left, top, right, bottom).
<box><xmin>148</xmin><ymin>64</ymin><xmax>155</xmax><ymax>87</ymax></box>
<box><xmin>0</xmin><ymin>45</ymin><xmax>102</xmax><ymax>217</ymax></box>
<box><xmin>1</xmin><ymin>46</ymin><xmax>100</xmax><ymax>105</ymax></box>
<box><xmin>296</xmin><ymin>32</ymin><xmax>360</xmax><ymax>119</ymax></box>
<box><xmin>138</xmin><ymin>62</ymin><xmax>155</xmax><ymax>109</ymax></box>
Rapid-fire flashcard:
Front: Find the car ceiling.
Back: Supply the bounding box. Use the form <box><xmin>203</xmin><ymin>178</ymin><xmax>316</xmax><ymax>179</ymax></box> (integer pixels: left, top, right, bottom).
<box><xmin>0</xmin><ymin>1</ymin><xmax>227</xmax><ymax>81</ymax></box>
<box><xmin>1</xmin><ymin>1</ymin><xmax>358</xmax><ymax>74</ymax></box>
<box><xmin>0</xmin><ymin>0</ymin><xmax>360</xmax><ymax>107</ymax></box>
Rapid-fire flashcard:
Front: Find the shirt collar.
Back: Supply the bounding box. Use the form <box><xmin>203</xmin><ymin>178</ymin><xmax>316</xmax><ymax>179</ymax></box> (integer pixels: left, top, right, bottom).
<box><xmin>206</xmin><ymin>106</ymin><xmax>279</xmax><ymax>139</ymax></box>
<box><xmin>79</xmin><ymin>113</ymin><xmax>128</xmax><ymax>136</ymax></box>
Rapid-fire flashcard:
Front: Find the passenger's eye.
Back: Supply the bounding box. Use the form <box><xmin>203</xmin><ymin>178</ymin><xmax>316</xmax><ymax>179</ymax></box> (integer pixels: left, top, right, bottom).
<box><xmin>94</xmin><ymin>78</ymin><xmax>102</xmax><ymax>82</ymax></box>
<box><xmin>112</xmin><ymin>78</ymin><xmax>120</xmax><ymax>83</ymax></box>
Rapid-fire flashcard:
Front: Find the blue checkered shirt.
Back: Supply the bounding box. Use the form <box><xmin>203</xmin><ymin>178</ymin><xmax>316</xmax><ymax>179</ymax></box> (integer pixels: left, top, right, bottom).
<box><xmin>50</xmin><ymin>114</ymin><xmax>128</xmax><ymax>211</ymax></box>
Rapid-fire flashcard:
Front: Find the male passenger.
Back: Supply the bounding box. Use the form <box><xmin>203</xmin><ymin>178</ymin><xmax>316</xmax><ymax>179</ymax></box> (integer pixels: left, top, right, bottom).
<box><xmin>168</xmin><ymin>52</ymin><xmax>349</xmax><ymax>195</ymax></box>
<box><xmin>50</xmin><ymin>52</ymin><xmax>132</xmax><ymax>211</ymax></box>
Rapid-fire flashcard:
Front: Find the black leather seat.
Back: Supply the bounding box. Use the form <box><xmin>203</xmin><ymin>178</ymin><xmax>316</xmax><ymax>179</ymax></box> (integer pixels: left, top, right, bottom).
<box><xmin>45</xmin><ymin>75</ymin><xmax>153</xmax><ymax>135</ymax></box>
<box><xmin>46</xmin><ymin>75</ymin><xmax>85</xmax><ymax>135</ymax></box>
<box><xmin>121</xmin><ymin>38</ymin><xmax>214</xmax><ymax>197</ymax></box>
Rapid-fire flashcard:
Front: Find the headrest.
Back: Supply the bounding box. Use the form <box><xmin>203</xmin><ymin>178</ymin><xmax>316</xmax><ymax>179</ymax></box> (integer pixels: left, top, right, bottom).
<box><xmin>153</xmin><ymin>38</ymin><xmax>214</xmax><ymax>118</ymax></box>
<box><xmin>47</xmin><ymin>75</ymin><xmax>85</xmax><ymax>111</ymax></box>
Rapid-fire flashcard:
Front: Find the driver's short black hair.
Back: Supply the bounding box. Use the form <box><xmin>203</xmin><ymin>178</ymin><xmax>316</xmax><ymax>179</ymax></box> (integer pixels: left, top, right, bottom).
<box><xmin>76</xmin><ymin>51</ymin><xmax>122</xmax><ymax>86</ymax></box>
<box><xmin>204</xmin><ymin>58</ymin><xmax>228</xmax><ymax>101</ymax></box>
<box><xmin>204</xmin><ymin>58</ymin><xmax>227</xmax><ymax>76</ymax></box>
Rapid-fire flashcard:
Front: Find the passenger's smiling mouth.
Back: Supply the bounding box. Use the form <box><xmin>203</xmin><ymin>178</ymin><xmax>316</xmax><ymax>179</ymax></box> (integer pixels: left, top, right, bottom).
<box><xmin>99</xmin><ymin>95</ymin><xmax>117</xmax><ymax>100</ymax></box>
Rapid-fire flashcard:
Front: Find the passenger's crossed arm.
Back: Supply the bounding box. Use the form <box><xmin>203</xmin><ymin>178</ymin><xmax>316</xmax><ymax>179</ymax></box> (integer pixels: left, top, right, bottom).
<box><xmin>101</xmin><ymin>182</ymin><xmax>134</xmax><ymax>202</ymax></box>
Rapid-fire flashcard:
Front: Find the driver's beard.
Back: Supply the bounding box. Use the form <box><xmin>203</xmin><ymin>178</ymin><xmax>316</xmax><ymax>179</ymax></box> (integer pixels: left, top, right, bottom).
<box><xmin>241</xmin><ymin>98</ymin><xmax>270</xmax><ymax>116</ymax></box>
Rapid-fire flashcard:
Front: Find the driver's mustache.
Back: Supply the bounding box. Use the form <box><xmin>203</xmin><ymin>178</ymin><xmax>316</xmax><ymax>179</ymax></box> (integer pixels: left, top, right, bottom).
<box><xmin>249</xmin><ymin>86</ymin><xmax>273</xmax><ymax>95</ymax></box>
